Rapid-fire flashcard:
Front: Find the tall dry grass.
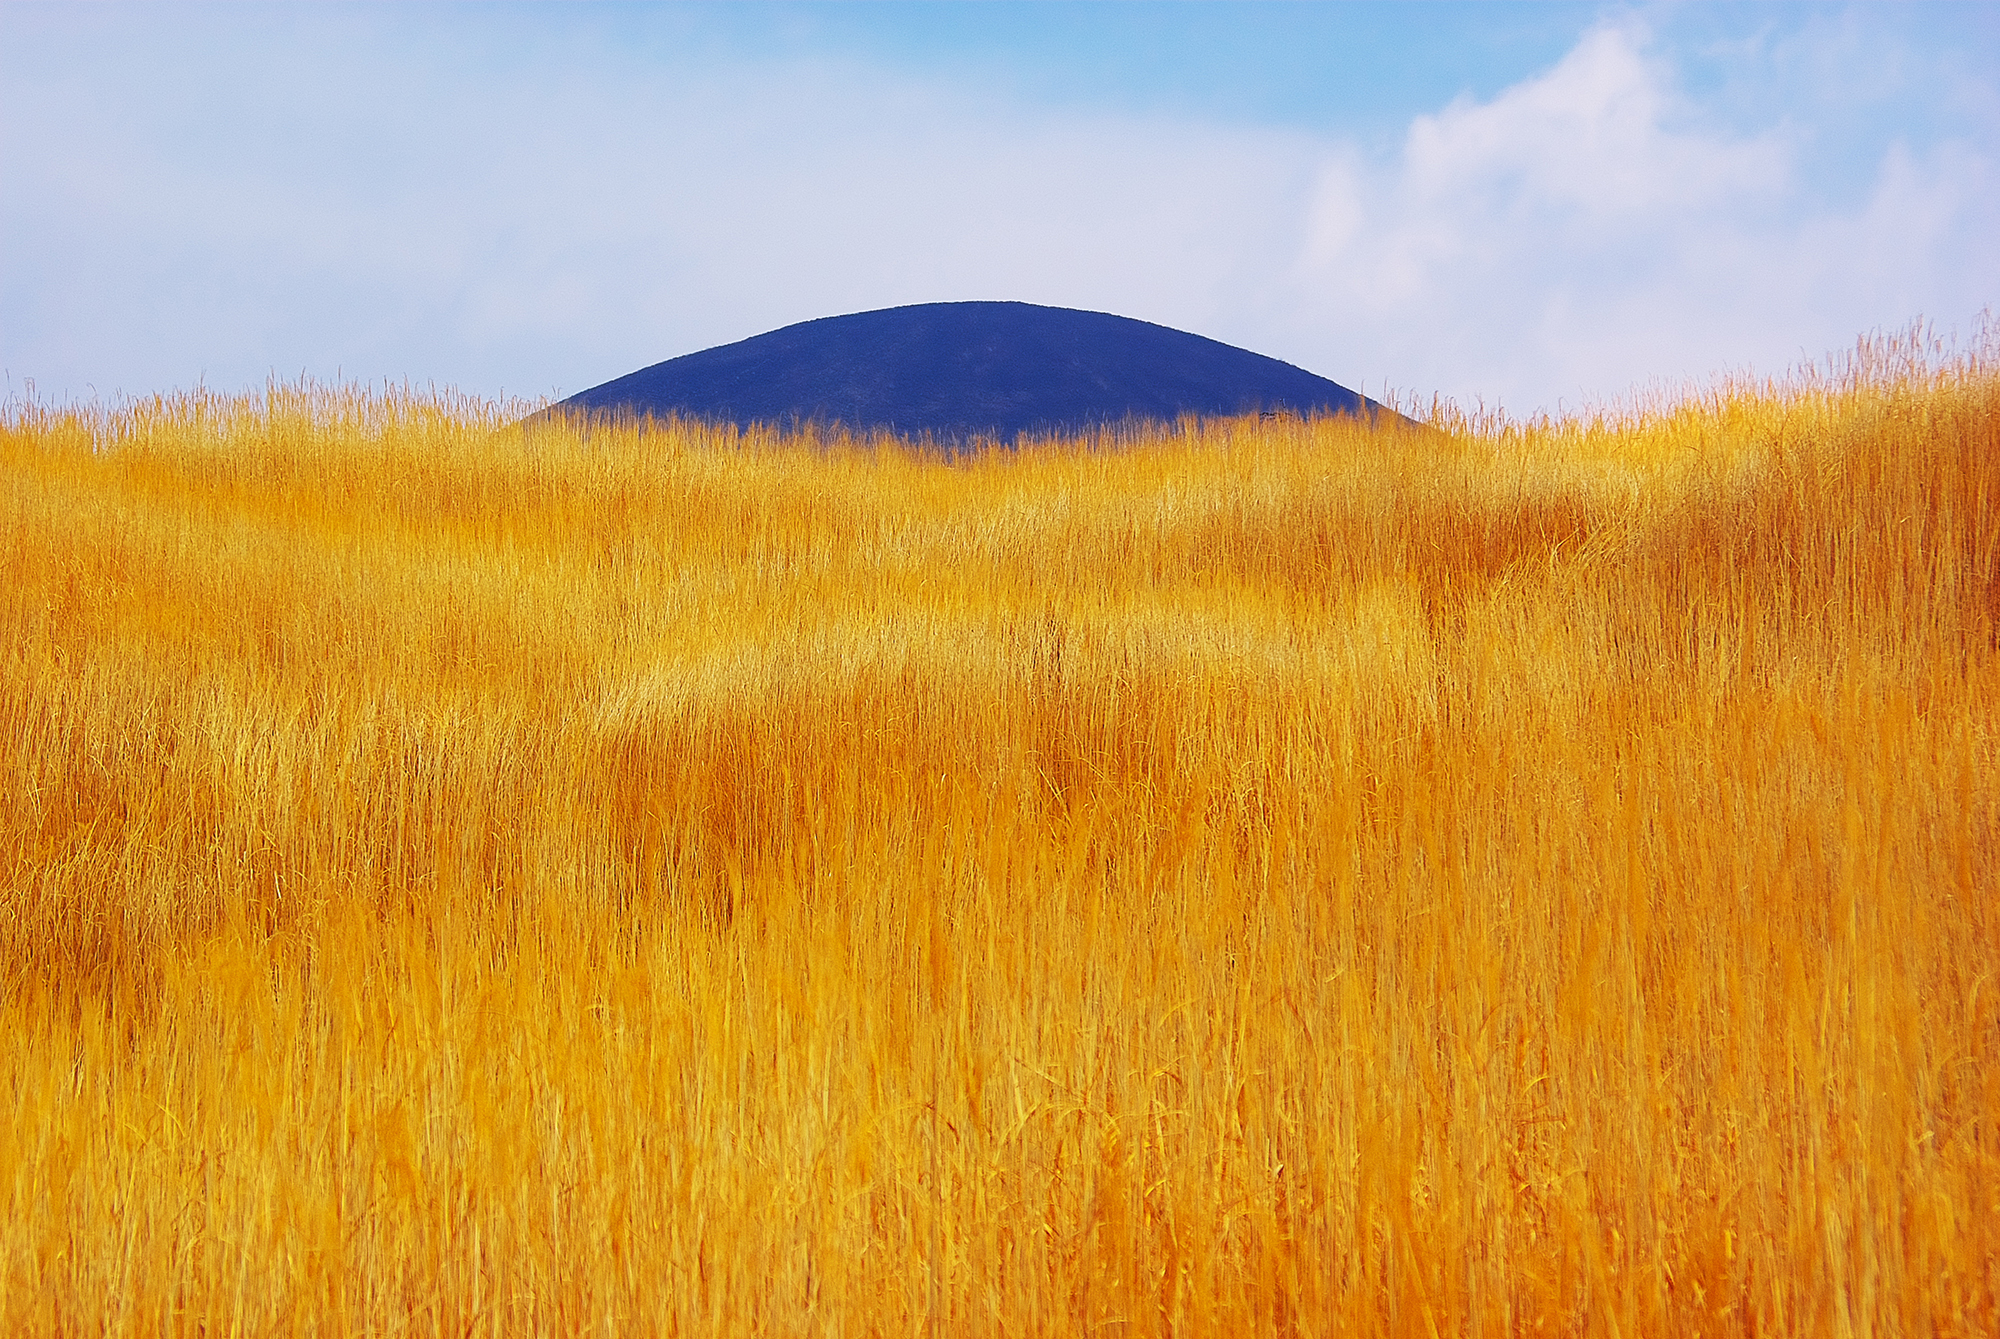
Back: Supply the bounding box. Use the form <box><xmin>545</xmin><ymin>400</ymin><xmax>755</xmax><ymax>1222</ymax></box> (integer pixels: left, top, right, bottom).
<box><xmin>2</xmin><ymin>335</ymin><xmax>1996</xmax><ymax>1335</ymax></box>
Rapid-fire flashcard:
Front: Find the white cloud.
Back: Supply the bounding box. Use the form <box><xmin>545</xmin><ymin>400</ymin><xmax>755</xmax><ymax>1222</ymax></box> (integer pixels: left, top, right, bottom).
<box><xmin>1282</xmin><ymin>18</ymin><xmax>1998</xmax><ymax>413</ymax></box>
<box><xmin>1404</xmin><ymin>24</ymin><xmax>1787</xmax><ymax>219</ymax></box>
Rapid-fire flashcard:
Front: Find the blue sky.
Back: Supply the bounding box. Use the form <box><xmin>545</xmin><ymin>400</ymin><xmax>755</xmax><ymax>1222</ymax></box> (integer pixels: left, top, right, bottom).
<box><xmin>2</xmin><ymin>1</ymin><xmax>1994</xmax><ymax>416</ymax></box>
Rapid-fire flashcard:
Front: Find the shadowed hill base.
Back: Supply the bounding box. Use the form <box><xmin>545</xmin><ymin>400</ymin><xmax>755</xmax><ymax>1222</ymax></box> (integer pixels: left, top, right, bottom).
<box><xmin>552</xmin><ymin>301</ymin><xmax>1392</xmax><ymax>442</ymax></box>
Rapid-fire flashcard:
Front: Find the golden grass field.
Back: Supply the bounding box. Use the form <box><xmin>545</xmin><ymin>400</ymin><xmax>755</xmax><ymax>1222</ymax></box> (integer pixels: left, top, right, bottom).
<box><xmin>2</xmin><ymin>333</ymin><xmax>1996</xmax><ymax>1335</ymax></box>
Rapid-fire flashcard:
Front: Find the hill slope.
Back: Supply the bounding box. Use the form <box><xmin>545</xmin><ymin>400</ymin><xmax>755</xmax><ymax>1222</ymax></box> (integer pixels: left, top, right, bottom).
<box><xmin>555</xmin><ymin>300</ymin><xmax>1385</xmax><ymax>440</ymax></box>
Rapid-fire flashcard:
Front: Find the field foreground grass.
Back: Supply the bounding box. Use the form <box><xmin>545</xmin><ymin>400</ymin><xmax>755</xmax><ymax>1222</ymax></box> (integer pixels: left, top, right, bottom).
<box><xmin>3</xmin><ymin>342</ymin><xmax>1998</xmax><ymax>1335</ymax></box>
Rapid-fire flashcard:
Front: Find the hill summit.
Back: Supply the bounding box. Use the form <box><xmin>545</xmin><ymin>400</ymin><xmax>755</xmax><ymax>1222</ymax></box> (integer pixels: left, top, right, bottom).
<box><xmin>554</xmin><ymin>301</ymin><xmax>1385</xmax><ymax>442</ymax></box>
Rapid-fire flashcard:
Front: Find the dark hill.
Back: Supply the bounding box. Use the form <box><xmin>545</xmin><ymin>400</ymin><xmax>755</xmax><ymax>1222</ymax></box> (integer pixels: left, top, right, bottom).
<box><xmin>552</xmin><ymin>301</ymin><xmax>1389</xmax><ymax>442</ymax></box>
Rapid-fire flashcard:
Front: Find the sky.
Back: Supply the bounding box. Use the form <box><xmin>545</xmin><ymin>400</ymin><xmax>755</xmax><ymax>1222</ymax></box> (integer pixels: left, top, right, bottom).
<box><xmin>2</xmin><ymin>1</ymin><xmax>1995</xmax><ymax>418</ymax></box>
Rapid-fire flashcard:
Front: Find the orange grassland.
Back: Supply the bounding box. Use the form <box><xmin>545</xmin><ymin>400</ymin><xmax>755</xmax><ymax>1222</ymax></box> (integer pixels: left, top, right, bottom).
<box><xmin>2</xmin><ymin>336</ymin><xmax>1997</xmax><ymax>1336</ymax></box>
